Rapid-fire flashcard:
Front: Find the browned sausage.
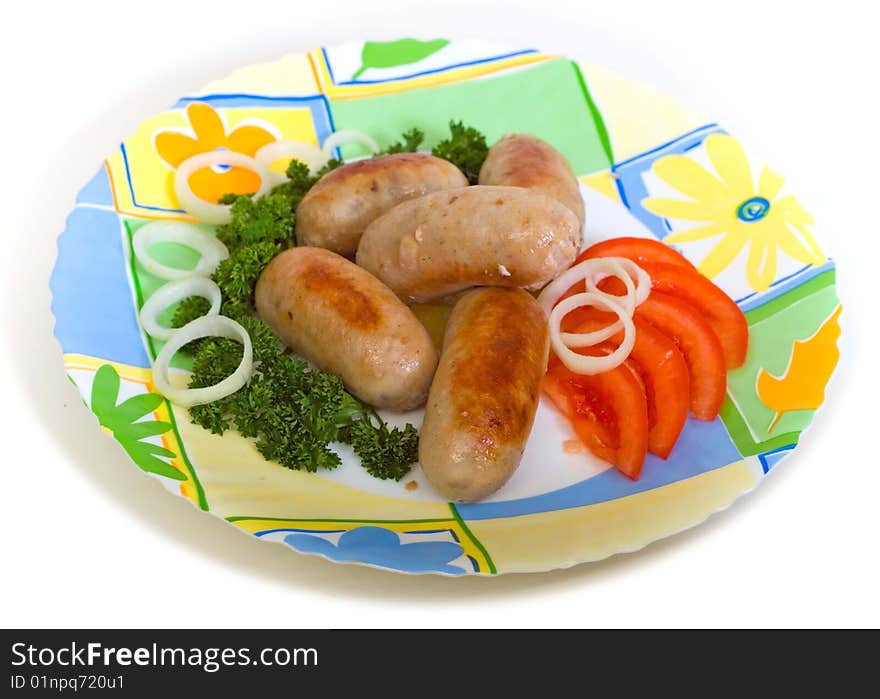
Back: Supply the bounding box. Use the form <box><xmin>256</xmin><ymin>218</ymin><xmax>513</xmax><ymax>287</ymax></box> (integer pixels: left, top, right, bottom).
<box><xmin>419</xmin><ymin>288</ymin><xmax>549</xmax><ymax>502</ymax></box>
<box><xmin>355</xmin><ymin>185</ymin><xmax>581</xmax><ymax>303</ymax></box>
<box><xmin>255</xmin><ymin>247</ymin><xmax>438</xmax><ymax>411</ymax></box>
<box><xmin>478</xmin><ymin>133</ymin><xmax>585</xmax><ymax>226</ymax></box>
<box><xmin>295</xmin><ymin>152</ymin><xmax>468</xmax><ymax>256</ymax></box>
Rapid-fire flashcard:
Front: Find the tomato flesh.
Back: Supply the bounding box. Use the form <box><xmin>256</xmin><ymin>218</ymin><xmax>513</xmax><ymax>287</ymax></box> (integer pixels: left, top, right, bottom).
<box><xmin>543</xmin><ymin>358</ymin><xmax>648</xmax><ymax>480</ymax></box>
<box><xmin>544</xmin><ymin>236</ymin><xmax>744</xmax><ymax>474</ymax></box>
<box><xmin>557</xmin><ymin>310</ymin><xmax>690</xmax><ymax>459</ymax></box>
<box><xmin>580</xmin><ymin>277</ymin><xmax>727</xmax><ymax>421</ymax></box>
<box><xmin>636</xmin><ymin>262</ymin><xmax>748</xmax><ymax>368</ymax></box>
<box><xmin>633</xmin><ymin>291</ymin><xmax>726</xmax><ymax>420</ymax></box>
<box><xmin>623</xmin><ymin>318</ymin><xmax>690</xmax><ymax>458</ymax></box>
<box><xmin>578</xmin><ymin>236</ymin><xmax>697</xmax><ymax>270</ymax></box>
<box><xmin>573</xmin><ymin>246</ymin><xmax>748</xmax><ymax>368</ymax></box>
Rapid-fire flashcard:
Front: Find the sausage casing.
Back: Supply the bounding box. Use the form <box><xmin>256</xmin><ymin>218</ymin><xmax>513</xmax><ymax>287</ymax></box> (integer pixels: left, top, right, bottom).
<box><xmin>419</xmin><ymin>288</ymin><xmax>549</xmax><ymax>502</ymax></box>
<box><xmin>355</xmin><ymin>185</ymin><xmax>581</xmax><ymax>303</ymax></box>
<box><xmin>254</xmin><ymin>247</ymin><xmax>438</xmax><ymax>411</ymax></box>
<box><xmin>478</xmin><ymin>133</ymin><xmax>585</xmax><ymax>226</ymax></box>
<box><xmin>295</xmin><ymin>152</ymin><xmax>468</xmax><ymax>257</ymax></box>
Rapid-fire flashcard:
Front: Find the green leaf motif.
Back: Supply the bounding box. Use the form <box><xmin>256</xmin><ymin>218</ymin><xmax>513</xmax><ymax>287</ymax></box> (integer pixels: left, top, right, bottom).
<box><xmin>90</xmin><ymin>364</ymin><xmax>184</xmax><ymax>481</ymax></box>
<box><xmin>352</xmin><ymin>38</ymin><xmax>450</xmax><ymax>80</ymax></box>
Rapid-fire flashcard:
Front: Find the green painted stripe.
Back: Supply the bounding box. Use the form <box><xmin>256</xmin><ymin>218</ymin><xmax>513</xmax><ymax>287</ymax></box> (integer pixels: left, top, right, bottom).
<box><xmin>226</xmin><ymin>516</ymin><xmax>454</xmax><ymax>524</ymax></box>
<box><xmin>123</xmin><ymin>220</ymin><xmax>157</xmax><ymax>360</ymax></box>
<box><xmin>164</xmin><ymin>404</ymin><xmax>208</xmax><ymax>511</ymax></box>
<box><xmin>746</xmin><ymin>268</ymin><xmax>837</xmax><ymax>325</ymax></box>
<box><xmin>571</xmin><ymin>61</ymin><xmax>614</xmax><ymax>168</ymax></box>
<box><xmin>449</xmin><ymin>503</ymin><xmax>496</xmax><ymax>574</ymax></box>
<box><xmin>719</xmin><ymin>396</ymin><xmax>800</xmax><ymax>456</ymax></box>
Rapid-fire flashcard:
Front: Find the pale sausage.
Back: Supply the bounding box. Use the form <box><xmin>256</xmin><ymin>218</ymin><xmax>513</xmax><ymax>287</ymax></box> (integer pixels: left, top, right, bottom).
<box><xmin>419</xmin><ymin>288</ymin><xmax>549</xmax><ymax>502</ymax></box>
<box><xmin>478</xmin><ymin>133</ymin><xmax>585</xmax><ymax>226</ymax></box>
<box><xmin>255</xmin><ymin>247</ymin><xmax>438</xmax><ymax>411</ymax></box>
<box><xmin>355</xmin><ymin>185</ymin><xmax>581</xmax><ymax>303</ymax></box>
<box><xmin>295</xmin><ymin>152</ymin><xmax>468</xmax><ymax>257</ymax></box>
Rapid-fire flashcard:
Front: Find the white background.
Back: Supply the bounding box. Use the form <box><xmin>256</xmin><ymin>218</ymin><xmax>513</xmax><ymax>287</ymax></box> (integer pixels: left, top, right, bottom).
<box><xmin>1</xmin><ymin>0</ymin><xmax>877</xmax><ymax>629</ymax></box>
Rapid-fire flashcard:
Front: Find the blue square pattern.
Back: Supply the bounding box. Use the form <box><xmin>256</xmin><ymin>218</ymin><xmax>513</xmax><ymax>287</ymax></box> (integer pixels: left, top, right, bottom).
<box><xmin>758</xmin><ymin>446</ymin><xmax>796</xmax><ymax>474</ymax></box>
<box><xmin>75</xmin><ymin>165</ymin><xmax>114</xmax><ymax>207</ymax></box>
<box><xmin>50</xmin><ymin>206</ymin><xmax>149</xmax><ymax>368</ymax></box>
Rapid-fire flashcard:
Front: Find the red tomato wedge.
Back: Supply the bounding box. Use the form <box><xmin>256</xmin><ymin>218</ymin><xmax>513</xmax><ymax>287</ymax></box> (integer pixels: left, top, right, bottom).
<box><xmin>623</xmin><ymin>318</ymin><xmax>691</xmax><ymax>458</ymax></box>
<box><xmin>633</xmin><ymin>291</ymin><xmax>727</xmax><ymax>421</ymax></box>
<box><xmin>580</xmin><ymin>276</ymin><xmax>727</xmax><ymax>421</ymax></box>
<box><xmin>553</xmin><ymin>310</ymin><xmax>690</xmax><ymax>459</ymax></box>
<box><xmin>543</xmin><ymin>359</ymin><xmax>649</xmax><ymax>479</ymax></box>
<box><xmin>543</xmin><ymin>236</ymin><xmax>746</xmax><ymax>475</ymax></box>
<box><xmin>636</xmin><ymin>262</ymin><xmax>748</xmax><ymax>368</ymax></box>
<box><xmin>578</xmin><ymin>236</ymin><xmax>697</xmax><ymax>270</ymax></box>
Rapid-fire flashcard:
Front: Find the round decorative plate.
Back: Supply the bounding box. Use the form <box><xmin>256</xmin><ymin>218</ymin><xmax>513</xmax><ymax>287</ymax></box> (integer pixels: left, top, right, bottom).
<box><xmin>50</xmin><ymin>39</ymin><xmax>841</xmax><ymax>575</ymax></box>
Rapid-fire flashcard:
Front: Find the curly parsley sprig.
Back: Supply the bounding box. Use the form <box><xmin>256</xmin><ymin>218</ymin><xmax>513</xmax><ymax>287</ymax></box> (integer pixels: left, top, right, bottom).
<box><xmin>169</xmin><ymin>151</ymin><xmax>423</xmax><ymax>479</ymax></box>
<box><xmin>186</xmin><ymin>311</ymin><xmax>418</xmax><ymax>478</ymax></box>
<box><xmin>432</xmin><ymin>120</ymin><xmax>489</xmax><ymax>184</ymax></box>
<box><xmin>375</xmin><ymin>121</ymin><xmax>489</xmax><ymax>184</ymax></box>
<box><xmin>380</xmin><ymin>128</ymin><xmax>425</xmax><ymax>155</ymax></box>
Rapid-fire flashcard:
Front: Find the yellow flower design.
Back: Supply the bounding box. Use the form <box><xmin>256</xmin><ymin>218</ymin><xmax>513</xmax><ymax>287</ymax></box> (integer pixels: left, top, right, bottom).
<box><xmin>155</xmin><ymin>102</ymin><xmax>276</xmax><ymax>204</ymax></box>
<box><xmin>643</xmin><ymin>134</ymin><xmax>825</xmax><ymax>291</ymax></box>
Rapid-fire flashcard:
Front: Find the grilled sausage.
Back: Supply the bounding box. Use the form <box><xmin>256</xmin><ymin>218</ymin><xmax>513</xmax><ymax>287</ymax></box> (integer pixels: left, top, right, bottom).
<box><xmin>295</xmin><ymin>152</ymin><xmax>468</xmax><ymax>256</ymax></box>
<box><xmin>355</xmin><ymin>185</ymin><xmax>581</xmax><ymax>303</ymax></box>
<box><xmin>255</xmin><ymin>247</ymin><xmax>438</xmax><ymax>411</ymax></box>
<box><xmin>419</xmin><ymin>288</ymin><xmax>549</xmax><ymax>502</ymax></box>
<box><xmin>478</xmin><ymin>133</ymin><xmax>585</xmax><ymax>226</ymax></box>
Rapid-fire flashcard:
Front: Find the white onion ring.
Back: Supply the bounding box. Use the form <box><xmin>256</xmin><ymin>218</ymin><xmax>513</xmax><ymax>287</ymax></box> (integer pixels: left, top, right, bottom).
<box><xmin>567</xmin><ymin>258</ymin><xmax>651</xmax><ymax>348</ymax></box>
<box><xmin>151</xmin><ymin>315</ymin><xmax>253</xmax><ymax>407</ymax></box>
<box><xmin>585</xmin><ymin>257</ymin><xmax>652</xmax><ymax>308</ymax></box>
<box><xmin>321</xmin><ymin>129</ymin><xmax>379</xmax><ymax>159</ymax></box>
<box><xmin>255</xmin><ymin>140</ymin><xmax>329</xmax><ymax>182</ymax></box>
<box><xmin>538</xmin><ymin>262</ymin><xmax>595</xmax><ymax>317</ymax></box>
<box><xmin>560</xmin><ymin>258</ymin><xmax>643</xmax><ymax>347</ymax></box>
<box><xmin>538</xmin><ymin>256</ymin><xmax>650</xmax><ymax>374</ymax></box>
<box><xmin>538</xmin><ymin>256</ymin><xmax>650</xmax><ymax>317</ymax></box>
<box><xmin>559</xmin><ymin>259</ymin><xmax>634</xmax><ymax>347</ymax></box>
<box><xmin>173</xmin><ymin>150</ymin><xmax>271</xmax><ymax>224</ymax></box>
<box><xmin>583</xmin><ymin>258</ymin><xmax>638</xmax><ymax>315</ymax></box>
<box><xmin>549</xmin><ymin>293</ymin><xmax>636</xmax><ymax>375</ymax></box>
<box><xmin>139</xmin><ymin>277</ymin><xmax>222</xmax><ymax>341</ymax></box>
<box><xmin>133</xmin><ymin>221</ymin><xmax>229</xmax><ymax>281</ymax></box>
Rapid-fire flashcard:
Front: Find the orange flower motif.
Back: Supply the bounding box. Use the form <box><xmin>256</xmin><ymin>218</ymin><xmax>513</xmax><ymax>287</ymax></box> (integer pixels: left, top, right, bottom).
<box><xmin>155</xmin><ymin>102</ymin><xmax>276</xmax><ymax>204</ymax></box>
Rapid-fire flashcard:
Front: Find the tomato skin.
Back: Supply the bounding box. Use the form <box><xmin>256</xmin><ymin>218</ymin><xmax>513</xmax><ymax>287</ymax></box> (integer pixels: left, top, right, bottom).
<box><xmin>581</xmin><ymin>276</ymin><xmax>727</xmax><ymax>421</ymax></box>
<box><xmin>574</xmin><ymin>244</ymin><xmax>748</xmax><ymax>368</ymax></box>
<box><xmin>544</xmin><ymin>236</ymin><xmax>741</xmax><ymax>470</ymax></box>
<box><xmin>543</xmin><ymin>359</ymin><xmax>648</xmax><ymax>480</ymax></box>
<box><xmin>633</xmin><ymin>291</ymin><xmax>727</xmax><ymax>421</ymax></box>
<box><xmin>636</xmin><ymin>262</ymin><xmax>748</xmax><ymax>368</ymax></box>
<box><xmin>578</xmin><ymin>237</ymin><xmax>697</xmax><ymax>270</ymax></box>
<box><xmin>625</xmin><ymin>318</ymin><xmax>690</xmax><ymax>458</ymax></box>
